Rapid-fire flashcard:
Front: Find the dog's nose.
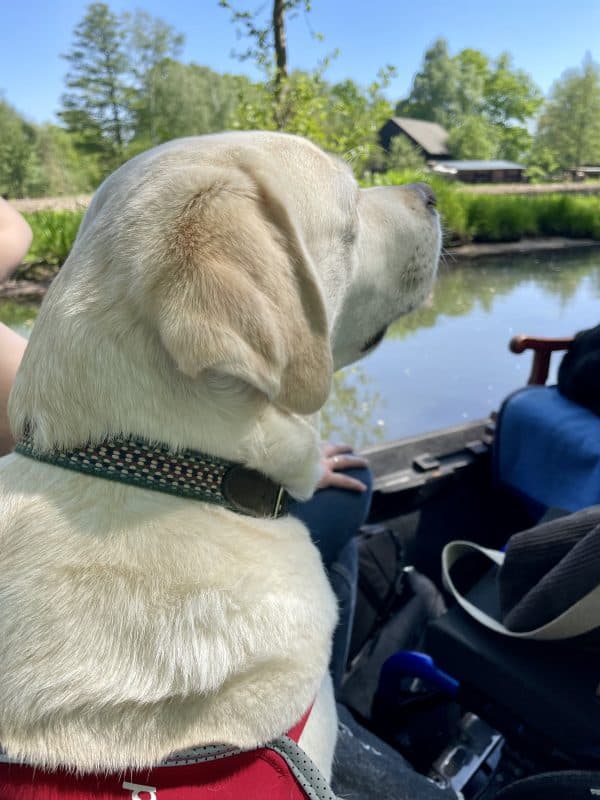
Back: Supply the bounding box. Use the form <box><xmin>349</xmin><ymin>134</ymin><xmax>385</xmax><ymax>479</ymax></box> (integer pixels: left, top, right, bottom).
<box><xmin>407</xmin><ymin>182</ymin><xmax>437</xmax><ymax>208</ymax></box>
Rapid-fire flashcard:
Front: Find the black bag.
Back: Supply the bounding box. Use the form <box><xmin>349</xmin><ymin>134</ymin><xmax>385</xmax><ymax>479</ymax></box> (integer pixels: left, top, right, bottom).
<box><xmin>349</xmin><ymin>525</ymin><xmax>409</xmax><ymax>661</ymax></box>
<box><xmin>342</xmin><ymin>525</ymin><xmax>446</xmax><ymax>720</ymax></box>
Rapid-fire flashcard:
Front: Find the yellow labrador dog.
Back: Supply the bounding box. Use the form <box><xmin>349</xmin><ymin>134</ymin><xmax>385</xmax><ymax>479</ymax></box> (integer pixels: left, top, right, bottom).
<box><xmin>0</xmin><ymin>132</ymin><xmax>440</xmax><ymax>782</ymax></box>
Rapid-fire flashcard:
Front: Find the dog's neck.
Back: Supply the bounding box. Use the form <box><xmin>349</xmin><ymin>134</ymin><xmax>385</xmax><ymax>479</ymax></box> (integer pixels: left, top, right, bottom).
<box><xmin>15</xmin><ymin>431</ymin><xmax>289</xmax><ymax>519</ymax></box>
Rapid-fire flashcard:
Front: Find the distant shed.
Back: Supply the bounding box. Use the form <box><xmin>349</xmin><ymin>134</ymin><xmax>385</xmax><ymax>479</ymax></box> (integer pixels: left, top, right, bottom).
<box><xmin>570</xmin><ymin>166</ymin><xmax>600</xmax><ymax>181</ymax></box>
<box><xmin>379</xmin><ymin>117</ymin><xmax>450</xmax><ymax>160</ymax></box>
<box><xmin>431</xmin><ymin>159</ymin><xmax>526</xmax><ymax>183</ymax></box>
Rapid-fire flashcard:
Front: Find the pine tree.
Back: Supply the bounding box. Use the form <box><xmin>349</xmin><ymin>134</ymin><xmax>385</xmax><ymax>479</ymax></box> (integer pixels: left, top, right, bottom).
<box><xmin>60</xmin><ymin>2</ymin><xmax>131</xmax><ymax>173</ymax></box>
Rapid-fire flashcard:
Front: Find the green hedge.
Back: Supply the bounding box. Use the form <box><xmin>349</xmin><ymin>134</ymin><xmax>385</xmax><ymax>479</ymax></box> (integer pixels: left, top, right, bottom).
<box><xmin>363</xmin><ymin>171</ymin><xmax>600</xmax><ymax>245</ymax></box>
<box><xmin>22</xmin><ymin>210</ymin><xmax>84</xmax><ymax>266</ymax></box>
<box><xmin>464</xmin><ymin>194</ymin><xmax>600</xmax><ymax>242</ymax></box>
<box><xmin>18</xmin><ymin>181</ymin><xmax>600</xmax><ymax>268</ymax></box>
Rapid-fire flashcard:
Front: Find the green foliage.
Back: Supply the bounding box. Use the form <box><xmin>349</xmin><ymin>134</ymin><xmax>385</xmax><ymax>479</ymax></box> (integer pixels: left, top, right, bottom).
<box><xmin>34</xmin><ymin>125</ymin><xmax>101</xmax><ymax>194</ymax></box>
<box><xmin>220</xmin><ymin>0</ymin><xmax>396</xmax><ymax>174</ymax></box>
<box><xmin>497</xmin><ymin>125</ymin><xmax>532</xmax><ymax>163</ymax></box>
<box><xmin>60</xmin><ymin>2</ymin><xmax>131</xmax><ymax>171</ymax></box>
<box><xmin>525</xmin><ymin>143</ymin><xmax>561</xmax><ymax>182</ymax></box>
<box><xmin>0</xmin><ymin>99</ymin><xmax>39</xmax><ymax>197</ymax></box>
<box><xmin>465</xmin><ymin>195</ymin><xmax>538</xmax><ymax>242</ymax></box>
<box><xmin>399</xmin><ymin>39</ymin><xmax>542</xmax><ymax>165</ymax></box>
<box><xmin>0</xmin><ymin>99</ymin><xmax>99</xmax><ymax>198</ymax></box>
<box><xmin>448</xmin><ymin>117</ymin><xmax>499</xmax><ymax>159</ymax></box>
<box><xmin>363</xmin><ymin>172</ymin><xmax>600</xmax><ymax>244</ymax></box>
<box><xmin>385</xmin><ymin>136</ymin><xmax>425</xmax><ymax>170</ymax></box>
<box><xmin>321</xmin><ymin>367</ymin><xmax>384</xmax><ymax>449</ymax></box>
<box><xmin>130</xmin><ymin>60</ymin><xmax>249</xmax><ymax>148</ymax></box>
<box><xmin>233</xmin><ymin>68</ymin><xmax>396</xmax><ymax>176</ymax></box>
<box><xmin>483</xmin><ymin>53</ymin><xmax>543</xmax><ymax>126</ymax></box>
<box><xmin>399</xmin><ymin>40</ymin><xmax>542</xmax><ymax>129</ymax></box>
<box><xmin>125</xmin><ymin>10</ymin><xmax>185</xmax><ymax>147</ymax></box>
<box><xmin>535</xmin><ymin>55</ymin><xmax>600</xmax><ymax>169</ymax></box>
<box><xmin>22</xmin><ymin>210</ymin><xmax>84</xmax><ymax>265</ymax></box>
<box><xmin>396</xmin><ymin>39</ymin><xmax>461</xmax><ymax>127</ymax></box>
<box><xmin>532</xmin><ymin>194</ymin><xmax>600</xmax><ymax>238</ymax></box>
<box><xmin>463</xmin><ymin>193</ymin><xmax>600</xmax><ymax>242</ymax></box>
<box><xmin>60</xmin><ymin>3</ymin><xmax>185</xmax><ymax>172</ymax></box>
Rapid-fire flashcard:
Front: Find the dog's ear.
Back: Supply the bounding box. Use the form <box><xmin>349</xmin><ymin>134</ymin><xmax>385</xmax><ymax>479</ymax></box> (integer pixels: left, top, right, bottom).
<box><xmin>156</xmin><ymin>162</ymin><xmax>333</xmax><ymax>415</ymax></box>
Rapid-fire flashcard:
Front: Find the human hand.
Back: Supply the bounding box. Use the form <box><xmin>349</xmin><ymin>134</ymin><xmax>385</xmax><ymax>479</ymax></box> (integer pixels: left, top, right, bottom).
<box><xmin>316</xmin><ymin>442</ymin><xmax>369</xmax><ymax>492</ymax></box>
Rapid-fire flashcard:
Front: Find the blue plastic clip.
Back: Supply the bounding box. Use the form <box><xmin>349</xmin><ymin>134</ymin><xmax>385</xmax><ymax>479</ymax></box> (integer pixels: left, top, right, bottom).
<box><xmin>379</xmin><ymin>651</ymin><xmax>459</xmax><ymax>697</ymax></box>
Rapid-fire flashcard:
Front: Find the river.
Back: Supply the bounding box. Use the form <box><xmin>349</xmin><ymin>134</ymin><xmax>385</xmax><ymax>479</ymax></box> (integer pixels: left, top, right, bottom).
<box><xmin>2</xmin><ymin>249</ymin><xmax>600</xmax><ymax>447</ymax></box>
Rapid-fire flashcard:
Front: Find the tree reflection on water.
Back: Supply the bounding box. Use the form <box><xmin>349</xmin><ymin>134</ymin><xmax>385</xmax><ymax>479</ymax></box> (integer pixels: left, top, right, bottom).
<box><xmin>321</xmin><ymin>367</ymin><xmax>385</xmax><ymax>449</ymax></box>
<box><xmin>388</xmin><ymin>250</ymin><xmax>600</xmax><ymax>341</ymax></box>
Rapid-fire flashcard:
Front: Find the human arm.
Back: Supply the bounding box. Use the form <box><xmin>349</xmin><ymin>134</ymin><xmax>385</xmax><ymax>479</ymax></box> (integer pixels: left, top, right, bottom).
<box><xmin>0</xmin><ymin>198</ymin><xmax>32</xmax><ymax>281</ymax></box>
<box><xmin>0</xmin><ymin>323</ymin><xmax>27</xmax><ymax>455</ymax></box>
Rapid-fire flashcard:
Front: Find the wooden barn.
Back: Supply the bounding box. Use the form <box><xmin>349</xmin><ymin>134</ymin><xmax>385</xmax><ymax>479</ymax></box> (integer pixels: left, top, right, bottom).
<box><xmin>379</xmin><ymin>117</ymin><xmax>450</xmax><ymax>161</ymax></box>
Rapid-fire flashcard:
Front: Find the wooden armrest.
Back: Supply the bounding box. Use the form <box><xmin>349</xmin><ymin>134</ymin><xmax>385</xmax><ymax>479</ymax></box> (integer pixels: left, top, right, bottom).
<box><xmin>509</xmin><ymin>334</ymin><xmax>575</xmax><ymax>386</ymax></box>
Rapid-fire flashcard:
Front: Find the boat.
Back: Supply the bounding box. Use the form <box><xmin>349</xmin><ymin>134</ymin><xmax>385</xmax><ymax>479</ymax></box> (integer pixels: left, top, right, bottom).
<box><xmin>345</xmin><ymin>332</ymin><xmax>600</xmax><ymax>798</ymax></box>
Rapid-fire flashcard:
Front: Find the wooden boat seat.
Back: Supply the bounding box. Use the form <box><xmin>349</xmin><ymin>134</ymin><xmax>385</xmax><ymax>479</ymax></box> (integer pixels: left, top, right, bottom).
<box><xmin>508</xmin><ymin>334</ymin><xmax>574</xmax><ymax>386</ymax></box>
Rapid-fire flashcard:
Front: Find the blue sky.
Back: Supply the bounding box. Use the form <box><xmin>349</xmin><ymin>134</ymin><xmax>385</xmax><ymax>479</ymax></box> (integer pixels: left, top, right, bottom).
<box><xmin>3</xmin><ymin>0</ymin><xmax>599</xmax><ymax>124</ymax></box>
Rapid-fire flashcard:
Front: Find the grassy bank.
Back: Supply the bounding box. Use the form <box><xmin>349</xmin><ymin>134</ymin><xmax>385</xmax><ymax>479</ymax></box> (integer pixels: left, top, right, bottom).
<box><xmin>15</xmin><ymin>177</ymin><xmax>600</xmax><ymax>270</ymax></box>
<box><xmin>22</xmin><ymin>210</ymin><xmax>84</xmax><ymax>267</ymax></box>
<box><xmin>365</xmin><ymin>170</ymin><xmax>600</xmax><ymax>244</ymax></box>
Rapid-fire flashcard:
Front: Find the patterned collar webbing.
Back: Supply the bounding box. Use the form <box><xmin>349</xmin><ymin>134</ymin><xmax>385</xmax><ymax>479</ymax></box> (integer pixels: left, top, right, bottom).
<box><xmin>15</xmin><ymin>431</ymin><xmax>288</xmax><ymax>519</ymax></box>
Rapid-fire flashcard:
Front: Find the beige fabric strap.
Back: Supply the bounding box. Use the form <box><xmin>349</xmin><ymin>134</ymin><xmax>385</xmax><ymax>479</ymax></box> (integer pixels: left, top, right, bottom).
<box><xmin>442</xmin><ymin>539</ymin><xmax>600</xmax><ymax>640</ymax></box>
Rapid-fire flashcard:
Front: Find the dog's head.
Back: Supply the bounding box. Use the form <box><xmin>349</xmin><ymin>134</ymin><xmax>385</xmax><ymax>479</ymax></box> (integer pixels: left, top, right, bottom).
<box><xmin>10</xmin><ymin>132</ymin><xmax>440</xmax><ymax>490</ymax></box>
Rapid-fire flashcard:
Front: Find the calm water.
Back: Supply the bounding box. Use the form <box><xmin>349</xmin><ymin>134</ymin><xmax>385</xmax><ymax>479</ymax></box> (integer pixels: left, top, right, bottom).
<box><xmin>3</xmin><ymin>250</ymin><xmax>600</xmax><ymax>447</ymax></box>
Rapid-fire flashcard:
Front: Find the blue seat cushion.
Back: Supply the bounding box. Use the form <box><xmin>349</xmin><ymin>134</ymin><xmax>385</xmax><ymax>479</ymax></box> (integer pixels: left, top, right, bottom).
<box><xmin>494</xmin><ymin>386</ymin><xmax>600</xmax><ymax>514</ymax></box>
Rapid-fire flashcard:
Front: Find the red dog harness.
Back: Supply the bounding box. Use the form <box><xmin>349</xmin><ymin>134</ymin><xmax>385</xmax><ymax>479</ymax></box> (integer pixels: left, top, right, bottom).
<box><xmin>0</xmin><ymin>708</ymin><xmax>336</xmax><ymax>800</ymax></box>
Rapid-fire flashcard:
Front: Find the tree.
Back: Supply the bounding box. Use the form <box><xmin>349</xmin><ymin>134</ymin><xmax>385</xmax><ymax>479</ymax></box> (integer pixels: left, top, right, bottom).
<box><xmin>535</xmin><ymin>55</ymin><xmax>600</xmax><ymax>169</ymax></box>
<box><xmin>483</xmin><ymin>53</ymin><xmax>542</xmax><ymax>127</ymax></box>
<box><xmin>525</xmin><ymin>142</ymin><xmax>560</xmax><ymax>182</ymax></box>
<box><xmin>385</xmin><ymin>135</ymin><xmax>425</xmax><ymax>170</ymax></box>
<box><xmin>0</xmin><ymin>98</ymin><xmax>98</xmax><ymax>198</ymax></box>
<box><xmin>60</xmin><ymin>2</ymin><xmax>131</xmax><ymax>172</ymax></box>
<box><xmin>126</xmin><ymin>10</ymin><xmax>184</xmax><ymax>146</ymax></box>
<box><xmin>497</xmin><ymin>125</ymin><xmax>532</xmax><ymax>162</ymax></box>
<box><xmin>396</xmin><ymin>39</ymin><xmax>461</xmax><ymax>127</ymax></box>
<box><xmin>130</xmin><ymin>60</ymin><xmax>251</xmax><ymax>148</ymax></box>
<box><xmin>454</xmin><ymin>49</ymin><xmax>488</xmax><ymax>117</ymax></box>
<box><xmin>219</xmin><ymin>1</ymin><xmax>395</xmax><ymax>174</ymax></box>
<box><xmin>34</xmin><ymin>125</ymin><xmax>99</xmax><ymax>195</ymax></box>
<box><xmin>219</xmin><ymin>0</ymin><xmax>321</xmax><ymax>129</ymax></box>
<box><xmin>447</xmin><ymin>116</ymin><xmax>499</xmax><ymax>160</ymax></box>
<box><xmin>0</xmin><ymin>99</ymin><xmax>39</xmax><ymax>198</ymax></box>
<box><xmin>398</xmin><ymin>40</ymin><xmax>542</xmax><ymax>164</ymax></box>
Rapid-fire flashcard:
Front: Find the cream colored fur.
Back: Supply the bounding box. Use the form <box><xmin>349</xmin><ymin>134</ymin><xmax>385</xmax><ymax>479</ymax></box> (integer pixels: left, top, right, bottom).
<box><xmin>0</xmin><ymin>132</ymin><xmax>440</xmax><ymax>780</ymax></box>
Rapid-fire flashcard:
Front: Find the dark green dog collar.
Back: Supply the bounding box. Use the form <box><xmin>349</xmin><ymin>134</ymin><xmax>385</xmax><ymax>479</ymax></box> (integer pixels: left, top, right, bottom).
<box><xmin>15</xmin><ymin>432</ymin><xmax>289</xmax><ymax>519</ymax></box>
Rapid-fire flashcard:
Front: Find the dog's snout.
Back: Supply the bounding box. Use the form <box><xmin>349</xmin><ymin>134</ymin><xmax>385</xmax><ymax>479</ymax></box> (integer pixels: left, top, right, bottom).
<box><xmin>407</xmin><ymin>182</ymin><xmax>437</xmax><ymax>209</ymax></box>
